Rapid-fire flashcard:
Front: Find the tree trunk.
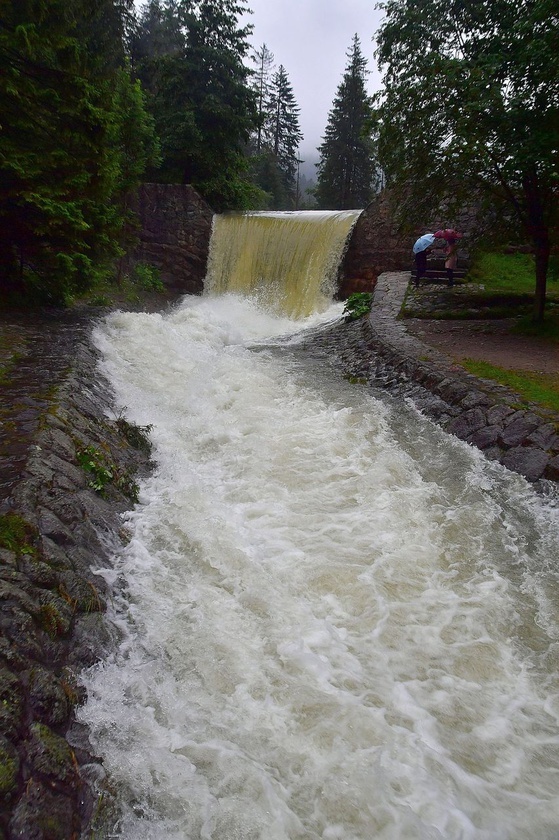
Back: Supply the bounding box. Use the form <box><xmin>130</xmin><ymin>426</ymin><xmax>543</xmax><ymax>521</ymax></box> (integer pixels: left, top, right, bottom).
<box><xmin>523</xmin><ymin>169</ymin><xmax>550</xmax><ymax>323</ymax></box>
<box><xmin>532</xmin><ymin>232</ymin><xmax>550</xmax><ymax>323</ymax></box>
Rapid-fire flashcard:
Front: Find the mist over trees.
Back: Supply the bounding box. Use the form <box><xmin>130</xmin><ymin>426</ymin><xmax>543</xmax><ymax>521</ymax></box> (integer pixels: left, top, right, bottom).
<box><xmin>315</xmin><ymin>35</ymin><xmax>377</xmax><ymax>211</ymax></box>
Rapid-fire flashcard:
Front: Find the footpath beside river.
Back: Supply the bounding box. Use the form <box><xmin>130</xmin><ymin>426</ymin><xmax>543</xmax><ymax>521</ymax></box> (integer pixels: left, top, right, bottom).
<box><xmin>1</xmin><ymin>278</ymin><xmax>558</xmax><ymax>837</ymax></box>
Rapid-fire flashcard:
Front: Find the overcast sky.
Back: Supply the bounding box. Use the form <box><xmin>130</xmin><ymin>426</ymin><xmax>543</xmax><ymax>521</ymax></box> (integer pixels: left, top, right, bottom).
<box><xmin>242</xmin><ymin>0</ymin><xmax>385</xmax><ymax>167</ymax></box>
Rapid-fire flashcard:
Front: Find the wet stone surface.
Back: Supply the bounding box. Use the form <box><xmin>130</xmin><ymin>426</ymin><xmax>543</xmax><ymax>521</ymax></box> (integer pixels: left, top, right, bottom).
<box><xmin>0</xmin><ymin>311</ymin><xmax>94</xmax><ymax>510</ymax></box>
<box><xmin>297</xmin><ymin>272</ymin><xmax>559</xmax><ymax>489</ymax></box>
<box><xmin>0</xmin><ymin>310</ymin><xmax>153</xmax><ymax>839</ymax></box>
<box><xmin>1</xmin><ymin>284</ymin><xmax>558</xmax><ymax>837</ymax></box>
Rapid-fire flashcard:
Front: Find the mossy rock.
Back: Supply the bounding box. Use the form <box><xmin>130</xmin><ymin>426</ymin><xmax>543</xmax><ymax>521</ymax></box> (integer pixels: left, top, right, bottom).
<box><xmin>0</xmin><ymin>669</ymin><xmax>24</xmax><ymax>739</ymax></box>
<box><xmin>37</xmin><ymin>591</ymin><xmax>72</xmax><ymax>638</ymax></box>
<box><xmin>26</xmin><ymin>723</ymin><xmax>78</xmax><ymax>787</ymax></box>
<box><xmin>0</xmin><ymin>736</ymin><xmax>19</xmax><ymax>800</ymax></box>
<box><xmin>28</xmin><ymin>667</ymin><xmax>71</xmax><ymax>728</ymax></box>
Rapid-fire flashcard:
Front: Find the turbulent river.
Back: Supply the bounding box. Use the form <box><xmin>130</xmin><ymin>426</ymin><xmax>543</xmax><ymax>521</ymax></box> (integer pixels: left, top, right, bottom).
<box><xmin>80</xmin><ymin>213</ymin><xmax>559</xmax><ymax>839</ymax></box>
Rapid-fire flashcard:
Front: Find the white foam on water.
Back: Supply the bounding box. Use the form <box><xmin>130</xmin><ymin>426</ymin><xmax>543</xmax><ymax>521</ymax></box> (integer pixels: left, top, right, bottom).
<box><xmin>81</xmin><ymin>294</ymin><xmax>559</xmax><ymax>839</ymax></box>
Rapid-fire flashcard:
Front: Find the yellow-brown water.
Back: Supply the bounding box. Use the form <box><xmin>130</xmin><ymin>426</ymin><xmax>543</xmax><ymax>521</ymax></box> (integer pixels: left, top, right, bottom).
<box><xmin>204</xmin><ymin>210</ymin><xmax>361</xmax><ymax>318</ymax></box>
<box><xmin>81</xmin><ymin>241</ymin><xmax>559</xmax><ymax>838</ymax></box>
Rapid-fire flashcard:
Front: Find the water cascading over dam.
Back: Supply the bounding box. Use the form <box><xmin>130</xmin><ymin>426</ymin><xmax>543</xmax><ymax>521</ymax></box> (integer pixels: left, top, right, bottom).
<box><xmin>81</xmin><ymin>214</ymin><xmax>559</xmax><ymax>839</ymax></box>
<box><xmin>204</xmin><ymin>210</ymin><xmax>362</xmax><ymax>317</ymax></box>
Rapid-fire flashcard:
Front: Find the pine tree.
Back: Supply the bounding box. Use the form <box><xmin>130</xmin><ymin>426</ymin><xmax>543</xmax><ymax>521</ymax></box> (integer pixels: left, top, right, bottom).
<box><xmin>315</xmin><ymin>35</ymin><xmax>376</xmax><ymax>210</ymax></box>
<box><xmin>252</xmin><ymin>42</ymin><xmax>275</xmax><ymax>153</ymax></box>
<box><xmin>0</xmin><ymin>0</ymin><xmax>158</xmax><ymax>303</ymax></box>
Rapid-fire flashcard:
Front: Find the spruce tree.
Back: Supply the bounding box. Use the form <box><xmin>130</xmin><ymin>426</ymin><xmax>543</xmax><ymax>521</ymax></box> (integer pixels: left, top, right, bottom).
<box><xmin>248</xmin><ymin>59</ymin><xmax>303</xmax><ymax>209</ymax></box>
<box><xmin>268</xmin><ymin>65</ymin><xmax>303</xmax><ymax>203</ymax></box>
<box><xmin>0</xmin><ymin>0</ymin><xmax>157</xmax><ymax>304</ymax></box>
<box><xmin>315</xmin><ymin>35</ymin><xmax>376</xmax><ymax>210</ymax></box>
<box><xmin>136</xmin><ymin>0</ymin><xmax>261</xmax><ymax>211</ymax></box>
<box><xmin>252</xmin><ymin>42</ymin><xmax>275</xmax><ymax>154</ymax></box>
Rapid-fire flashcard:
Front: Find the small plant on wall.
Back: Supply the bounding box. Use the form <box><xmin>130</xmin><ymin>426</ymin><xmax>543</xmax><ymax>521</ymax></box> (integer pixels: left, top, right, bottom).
<box><xmin>76</xmin><ymin>445</ymin><xmax>140</xmax><ymax>503</ymax></box>
<box><xmin>343</xmin><ymin>292</ymin><xmax>373</xmax><ymax>322</ymax></box>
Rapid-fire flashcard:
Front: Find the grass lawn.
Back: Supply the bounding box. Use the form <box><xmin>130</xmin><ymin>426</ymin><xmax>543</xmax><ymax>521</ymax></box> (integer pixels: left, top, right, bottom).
<box><xmin>466</xmin><ymin>253</ymin><xmax>559</xmax><ymax>343</ymax></box>
<box><xmin>467</xmin><ymin>252</ymin><xmax>559</xmax><ymax>296</ymax></box>
<box><xmin>459</xmin><ymin>255</ymin><xmax>559</xmax><ymax>408</ymax></box>
<box><xmin>404</xmin><ymin>252</ymin><xmax>559</xmax><ymax>335</ymax></box>
<box><xmin>460</xmin><ymin>359</ymin><xmax>559</xmax><ymax>413</ymax></box>
<box><xmin>403</xmin><ymin>252</ymin><xmax>559</xmax><ymax>411</ymax></box>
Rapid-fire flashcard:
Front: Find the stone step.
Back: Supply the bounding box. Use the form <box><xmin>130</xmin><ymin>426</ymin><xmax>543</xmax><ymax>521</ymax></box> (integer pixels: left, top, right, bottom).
<box><xmin>412</xmin><ymin>259</ymin><xmax>469</xmax><ymax>271</ymax></box>
<box><xmin>411</xmin><ymin>269</ymin><xmax>468</xmax><ymax>279</ymax></box>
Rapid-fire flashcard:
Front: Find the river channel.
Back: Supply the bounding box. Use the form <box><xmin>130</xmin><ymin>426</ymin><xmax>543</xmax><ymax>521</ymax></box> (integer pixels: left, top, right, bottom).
<box><xmin>74</xmin><ymin>212</ymin><xmax>559</xmax><ymax>838</ymax></box>
<box><xmin>79</xmin><ymin>289</ymin><xmax>559</xmax><ymax>840</ymax></box>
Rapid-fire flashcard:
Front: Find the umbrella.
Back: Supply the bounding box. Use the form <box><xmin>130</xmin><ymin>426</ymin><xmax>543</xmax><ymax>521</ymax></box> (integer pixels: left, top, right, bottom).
<box><xmin>413</xmin><ymin>233</ymin><xmax>436</xmax><ymax>254</ymax></box>
<box><xmin>434</xmin><ymin>228</ymin><xmax>463</xmax><ymax>241</ymax></box>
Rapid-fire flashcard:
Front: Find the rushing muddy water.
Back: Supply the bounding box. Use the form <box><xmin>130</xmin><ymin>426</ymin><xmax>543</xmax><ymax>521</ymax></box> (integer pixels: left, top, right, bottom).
<box><xmin>81</xmin><ymin>211</ymin><xmax>559</xmax><ymax>838</ymax></box>
<box><xmin>81</xmin><ymin>291</ymin><xmax>559</xmax><ymax>840</ymax></box>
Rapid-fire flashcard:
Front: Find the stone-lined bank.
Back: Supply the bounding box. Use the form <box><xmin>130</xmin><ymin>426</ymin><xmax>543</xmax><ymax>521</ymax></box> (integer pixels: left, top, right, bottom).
<box><xmin>2</xmin><ymin>280</ymin><xmax>558</xmax><ymax>838</ymax></box>
<box><xmin>0</xmin><ymin>321</ymin><xmax>153</xmax><ymax>839</ymax></box>
<box><xmin>299</xmin><ymin>272</ymin><xmax>559</xmax><ymax>487</ymax></box>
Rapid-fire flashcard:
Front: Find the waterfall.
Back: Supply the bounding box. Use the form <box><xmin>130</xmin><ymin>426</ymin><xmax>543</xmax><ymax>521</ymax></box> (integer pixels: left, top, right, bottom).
<box><xmin>204</xmin><ymin>210</ymin><xmax>361</xmax><ymax>318</ymax></box>
<box><xmin>79</xmin><ymin>217</ymin><xmax>559</xmax><ymax>839</ymax></box>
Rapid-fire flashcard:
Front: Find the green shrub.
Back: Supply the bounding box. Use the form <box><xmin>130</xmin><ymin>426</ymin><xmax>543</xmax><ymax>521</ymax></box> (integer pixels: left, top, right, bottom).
<box><xmin>76</xmin><ymin>444</ymin><xmax>140</xmax><ymax>502</ymax></box>
<box><xmin>343</xmin><ymin>292</ymin><xmax>373</xmax><ymax>322</ymax></box>
<box><xmin>131</xmin><ymin>263</ymin><xmax>165</xmax><ymax>293</ymax></box>
<box><xmin>115</xmin><ymin>415</ymin><xmax>153</xmax><ymax>454</ymax></box>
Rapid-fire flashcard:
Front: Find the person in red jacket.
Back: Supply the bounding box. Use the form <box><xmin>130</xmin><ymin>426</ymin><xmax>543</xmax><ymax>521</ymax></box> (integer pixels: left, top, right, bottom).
<box><xmin>434</xmin><ymin>229</ymin><xmax>463</xmax><ymax>287</ymax></box>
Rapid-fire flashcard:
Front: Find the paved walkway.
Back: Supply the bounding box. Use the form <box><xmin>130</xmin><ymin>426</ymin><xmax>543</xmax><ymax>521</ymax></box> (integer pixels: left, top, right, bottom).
<box><xmin>369</xmin><ymin>271</ymin><xmax>456</xmax><ymax>368</ymax></box>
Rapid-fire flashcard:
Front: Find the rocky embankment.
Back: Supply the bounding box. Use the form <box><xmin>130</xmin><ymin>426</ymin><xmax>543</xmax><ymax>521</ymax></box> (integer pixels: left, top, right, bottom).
<box><xmin>1</xmin><ymin>283</ymin><xmax>558</xmax><ymax>838</ymax></box>
<box><xmin>1</xmin><ymin>312</ymin><xmax>152</xmax><ymax>839</ymax></box>
<box><xmin>300</xmin><ymin>272</ymin><xmax>559</xmax><ymax>488</ymax></box>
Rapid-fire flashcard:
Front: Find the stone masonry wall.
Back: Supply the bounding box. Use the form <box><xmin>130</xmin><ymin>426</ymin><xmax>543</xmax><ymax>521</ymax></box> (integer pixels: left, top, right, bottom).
<box><xmin>298</xmin><ymin>295</ymin><xmax>559</xmax><ymax>487</ymax></box>
<box><xmin>123</xmin><ymin>183</ymin><xmax>214</xmax><ymax>295</ymax></box>
<box><xmin>339</xmin><ymin>192</ymin><xmax>412</xmax><ymax>298</ymax></box>
<box><xmin>339</xmin><ymin>191</ymin><xmax>474</xmax><ymax>299</ymax></box>
<box><xmin>0</xmin><ymin>331</ymin><xmax>153</xmax><ymax>839</ymax></box>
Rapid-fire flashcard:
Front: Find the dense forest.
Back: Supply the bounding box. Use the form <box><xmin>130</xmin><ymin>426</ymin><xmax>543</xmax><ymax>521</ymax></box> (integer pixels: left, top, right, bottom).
<box><xmin>0</xmin><ymin>0</ymin><xmax>311</xmax><ymax>304</ymax></box>
<box><xmin>0</xmin><ymin>0</ymin><xmax>556</xmax><ymax>315</ymax></box>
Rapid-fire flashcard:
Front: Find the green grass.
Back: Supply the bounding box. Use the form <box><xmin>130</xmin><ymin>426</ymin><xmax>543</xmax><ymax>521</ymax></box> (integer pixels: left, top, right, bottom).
<box><xmin>0</xmin><ymin>513</ymin><xmax>37</xmax><ymax>555</ymax></box>
<box><xmin>512</xmin><ymin>311</ymin><xmax>559</xmax><ymax>344</ymax></box>
<box><xmin>404</xmin><ymin>252</ymin><xmax>559</xmax><ymax>327</ymax></box>
<box><xmin>467</xmin><ymin>252</ymin><xmax>548</xmax><ymax>295</ymax></box>
<box><xmin>460</xmin><ymin>359</ymin><xmax>559</xmax><ymax>412</ymax></box>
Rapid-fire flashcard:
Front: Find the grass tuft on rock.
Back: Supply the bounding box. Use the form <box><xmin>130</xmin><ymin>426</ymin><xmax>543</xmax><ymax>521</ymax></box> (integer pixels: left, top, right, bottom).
<box><xmin>460</xmin><ymin>359</ymin><xmax>559</xmax><ymax>412</ymax></box>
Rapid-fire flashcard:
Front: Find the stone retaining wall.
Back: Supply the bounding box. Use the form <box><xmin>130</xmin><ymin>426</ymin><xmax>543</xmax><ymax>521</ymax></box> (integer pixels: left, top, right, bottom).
<box><xmin>0</xmin><ymin>334</ymin><xmax>152</xmax><ymax>839</ymax></box>
<box><xmin>339</xmin><ymin>191</ymin><xmax>474</xmax><ymax>299</ymax></box>
<box><xmin>123</xmin><ymin>183</ymin><xmax>214</xmax><ymax>295</ymax></box>
<box><xmin>298</xmin><ymin>313</ymin><xmax>559</xmax><ymax>487</ymax></box>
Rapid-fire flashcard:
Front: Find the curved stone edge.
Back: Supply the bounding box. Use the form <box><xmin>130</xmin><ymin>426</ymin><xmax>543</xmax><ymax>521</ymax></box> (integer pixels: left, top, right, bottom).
<box><xmin>0</xmin><ymin>329</ymin><xmax>152</xmax><ymax>839</ymax></box>
<box><xmin>301</xmin><ymin>273</ymin><xmax>559</xmax><ymax>487</ymax></box>
<box><xmin>363</xmin><ymin>317</ymin><xmax>559</xmax><ymax>485</ymax></box>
